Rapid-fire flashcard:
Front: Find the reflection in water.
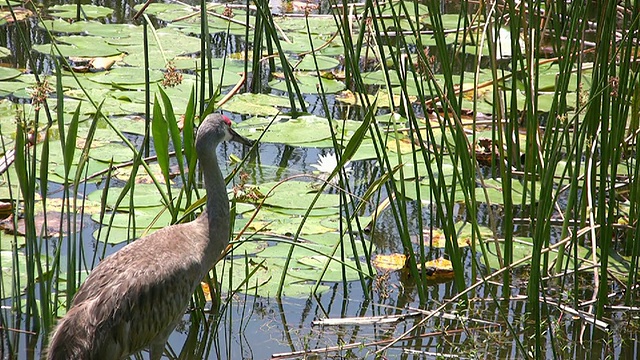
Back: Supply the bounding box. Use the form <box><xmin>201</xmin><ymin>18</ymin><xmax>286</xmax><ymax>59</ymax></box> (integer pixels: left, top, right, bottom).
<box><xmin>0</xmin><ymin>0</ymin><xmax>637</xmax><ymax>359</ymax></box>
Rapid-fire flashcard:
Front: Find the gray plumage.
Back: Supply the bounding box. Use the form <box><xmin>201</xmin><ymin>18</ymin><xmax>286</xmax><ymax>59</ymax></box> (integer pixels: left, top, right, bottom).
<box><xmin>46</xmin><ymin>114</ymin><xmax>252</xmax><ymax>360</ymax></box>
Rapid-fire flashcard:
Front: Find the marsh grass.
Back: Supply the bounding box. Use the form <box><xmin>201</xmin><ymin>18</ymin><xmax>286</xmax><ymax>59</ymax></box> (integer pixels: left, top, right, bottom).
<box><xmin>0</xmin><ymin>0</ymin><xmax>638</xmax><ymax>358</ymax></box>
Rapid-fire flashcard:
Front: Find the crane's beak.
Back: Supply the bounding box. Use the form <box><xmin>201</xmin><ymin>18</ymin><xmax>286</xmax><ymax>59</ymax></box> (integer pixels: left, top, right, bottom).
<box><xmin>229</xmin><ymin>128</ymin><xmax>255</xmax><ymax>147</ymax></box>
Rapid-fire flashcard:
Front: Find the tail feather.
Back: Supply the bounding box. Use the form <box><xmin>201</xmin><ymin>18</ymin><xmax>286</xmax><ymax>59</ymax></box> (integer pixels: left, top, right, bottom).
<box><xmin>46</xmin><ymin>305</ymin><xmax>96</xmax><ymax>360</ymax></box>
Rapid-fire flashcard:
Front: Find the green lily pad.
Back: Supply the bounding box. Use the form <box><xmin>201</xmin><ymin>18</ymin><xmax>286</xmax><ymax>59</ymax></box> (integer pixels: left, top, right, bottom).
<box><xmin>0</xmin><ymin>79</ymin><xmax>31</xmax><ymax>97</ymax></box>
<box><xmin>91</xmin><ymin>207</ymin><xmax>174</xmax><ymax>229</ymax></box>
<box><xmin>88</xmin><ymin>67</ymin><xmax>164</xmax><ymax>87</ymax></box>
<box><xmin>0</xmin><ymin>231</ymin><xmax>26</xmax><ymax>251</ymax></box>
<box><xmin>274</xmin><ymin>16</ymin><xmax>339</xmax><ymax>34</ymax></box>
<box><xmin>251</xmin><ymin>210</ymin><xmax>338</xmax><ymax>235</ymax></box>
<box><xmin>88</xmin><ymin>143</ymin><xmax>134</xmax><ymax>163</ymax></box>
<box><xmin>33</xmin><ymin>36</ymin><xmax>123</xmax><ymax>58</ymax></box>
<box><xmin>297</xmin><ymin>255</ymin><xmax>372</xmax><ymax>282</ymax></box>
<box><xmin>133</xmin><ymin>3</ymin><xmax>196</xmax><ymax>22</ymax></box>
<box><xmin>48</xmin><ymin>4</ymin><xmax>114</xmax><ymax>19</ymax></box>
<box><xmin>108</xmin><ymin>116</ymin><xmax>146</xmax><ymax>136</ymax></box>
<box><xmin>38</xmin><ymin>19</ymin><xmax>96</xmax><ymax>34</ymax></box>
<box><xmin>1</xmin><ymin>250</ymin><xmax>28</xmax><ymax>299</ymax></box>
<box><xmin>258</xmin><ymin>181</ymin><xmax>341</xmax><ymax>209</ymax></box>
<box><xmin>221</xmin><ymin>93</ymin><xmax>294</xmax><ymax>116</ymax></box>
<box><xmin>87</xmin><ymin>184</ymin><xmax>166</xmax><ymax>210</ymax></box>
<box><xmin>294</xmin><ymin>55</ymin><xmax>340</xmax><ymax>71</ymax></box>
<box><xmin>0</xmin><ymin>67</ymin><xmax>21</xmax><ymax>81</ymax></box>
<box><xmin>255</xmin><ymin>240</ymin><xmax>326</xmax><ymax>260</ymax></box>
<box><xmin>279</xmin><ymin>33</ymin><xmax>334</xmax><ymax>54</ymax></box>
<box><xmin>269</xmin><ymin>73</ymin><xmax>345</xmax><ymax>94</ymax></box>
<box><xmin>235</xmin><ymin>115</ymin><xmax>333</xmax><ymax>145</ymax></box>
<box><xmin>51</xmin><ymin>160</ymin><xmax>111</xmax><ymax>185</ymax></box>
<box><xmin>227</xmin><ymin>239</ymin><xmax>268</xmax><ymax>256</ymax></box>
<box><xmin>268</xmin><ymin>206</ymin><xmax>338</xmax><ymax>217</ymax></box>
<box><xmin>304</xmin><ymin>232</ymin><xmax>377</xmax><ymax>258</ymax></box>
<box><xmin>215</xmin><ymin>257</ymin><xmax>331</xmax><ymax>297</ymax></box>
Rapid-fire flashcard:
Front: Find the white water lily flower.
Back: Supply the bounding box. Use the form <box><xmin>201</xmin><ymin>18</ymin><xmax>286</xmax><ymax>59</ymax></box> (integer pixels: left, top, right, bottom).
<box><xmin>310</xmin><ymin>152</ymin><xmax>352</xmax><ymax>185</ymax></box>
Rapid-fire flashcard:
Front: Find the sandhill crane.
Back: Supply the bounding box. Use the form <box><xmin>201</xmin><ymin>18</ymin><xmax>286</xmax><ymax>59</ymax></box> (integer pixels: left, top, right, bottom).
<box><xmin>47</xmin><ymin>113</ymin><xmax>252</xmax><ymax>360</ymax></box>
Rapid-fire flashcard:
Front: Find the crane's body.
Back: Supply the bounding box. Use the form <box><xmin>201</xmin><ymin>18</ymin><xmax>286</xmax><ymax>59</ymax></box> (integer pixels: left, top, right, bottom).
<box><xmin>46</xmin><ymin>114</ymin><xmax>252</xmax><ymax>360</ymax></box>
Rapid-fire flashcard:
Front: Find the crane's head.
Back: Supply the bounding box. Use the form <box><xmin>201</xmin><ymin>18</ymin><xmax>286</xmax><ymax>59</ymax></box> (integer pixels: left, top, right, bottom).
<box><xmin>197</xmin><ymin>113</ymin><xmax>254</xmax><ymax>149</ymax></box>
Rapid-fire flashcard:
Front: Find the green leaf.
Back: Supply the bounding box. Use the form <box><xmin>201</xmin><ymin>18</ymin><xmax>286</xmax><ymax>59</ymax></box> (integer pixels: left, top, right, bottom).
<box><xmin>258</xmin><ymin>181</ymin><xmax>341</xmax><ymax>209</ymax></box>
<box><xmin>64</xmin><ymin>104</ymin><xmax>81</xmax><ymax>176</ymax></box>
<box><xmin>91</xmin><ymin>207</ymin><xmax>173</xmax><ymax>229</ymax></box>
<box><xmin>48</xmin><ymin>4</ymin><xmax>114</xmax><ymax>19</ymax></box>
<box><xmin>157</xmin><ymin>86</ymin><xmax>185</xmax><ymax>178</ymax></box>
<box><xmin>234</xmin><ymin>115</ymin><xmax>333</xmax><ymax>145</ymax></box>
<box><xmin>220</xmin><ymin>93</ymin><xmax>297</xmax><ymax>116</ymax></box>
<box><xmin>0</xmin><ymin>250</ymin><xmax>28</xmax><ymax>299</ymax></box>
<box><xmin>294</xmin><ymin>55</ymin><xmax>340</xmax><ymax>71</ymax></box>
<box><xmin>87</xmin><ymin>184</ymin><xmax>166</xmax><ymax>209</ymax></box>
<box><xmin>152</xmin><ymin>95</ymin><xmax>171</xmax><ymax>185</ymax></box>
<box><xmin>0</xmin><ymin>67</ymin><xmax>21</xmax><ymax>81</ymax></box>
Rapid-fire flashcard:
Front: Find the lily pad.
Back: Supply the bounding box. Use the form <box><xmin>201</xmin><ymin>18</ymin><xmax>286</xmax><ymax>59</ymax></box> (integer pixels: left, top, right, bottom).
<box><xmin>132</xmin><ymin>3</ymin><xmax>195</xmax><ymax>21</ymax></box>
<box><xmin>33</xmin><ymin>36</ymin><xmax>123</xmax><ymax>58</ymax></box>
<box><xmin>250</xmin><ymin>209</ymin><xmax>338</xmax><ymax>235</ymax></box>
<box><xmin>235</xmin><ymin>115</ymin><xmax>333</xmax><ymax>145</ymax></box>
<box><xmin>89</xmin><ymin>143</ymin><xmax>134</xmax><ymax>164</ymax></box>
<box><xmin>215</xmin><ymin>257</ymin><xmax>331</xmax><ymax>297</ymax></box>
<box><xmin>87</xmin><ymin>184</ymin><xmax>166</xmax><ymax>210</ymax></box>
<box><xmin>38</xmin><ymin>19</ymin><xmax>96</xmax><ymax>34</ymax></box>
<box><xmin>269</xmin><ymin>73</ymin><xmax>345</xmax><ymax>94</ymax></box>
<box><xmin>221</xmin><ymin>93</ymin><xmax>294</xmax><ymax>116</ymax></box>
<box><xmin>51</xmin><ymin>160</ymin><xmax>111</xmax><ymax>185</ymax></box>
<box><xmin>48</xmin><ymin>4</ymin><xmax>114</xmax><ymax>19</ymax></box>
<box><xmin>90</xmin><ymin>207</ymin><xmax>174</xmax><ymax>229</ymax></box>
<box><xmin>274</xmin><ymin>16</ymin><xmax>339</xmax><ymax>34</ymax></box>
<box><xmin>258</xmin><ymin>181</ymin><xmax>341</xmax><ymax>209</ymax></box>
<box><xmin>0</xmin><ymin>250</ymin><xmax>28</xmax><ymax>299</ymax></box>
<box><xmin>297</xmin><ymin>255</ymin><xmax>371</xmax><ymax>282</ymax></box>
<box><xmin>294</xmin><ymin>55</ymin><xmax>340</xmax><ymax>71</ymax></box>
<box><xmin>88</xmin><ymin>67</ymin><xmax>164</xmax><ymax>87</ymax></box>
<box><xmin>0</xmin><ymin>67</ymin><xmax>21</xmax><ymax>81</ymax></box>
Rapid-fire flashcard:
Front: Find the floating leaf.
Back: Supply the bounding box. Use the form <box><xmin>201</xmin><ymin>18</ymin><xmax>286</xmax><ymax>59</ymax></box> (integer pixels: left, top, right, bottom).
<box><xmin>87</xmin><ymin>184</ymin><xmax>166</xmax><ymax>209</ymax></box>
<box><xmin>88</xmin><ymin>67</ymin><xmax>164</xmax><ymax>87</ymax></box>
<box><xmin>214</xmin><ymin>257</ymin><xmax>330</xmax><ymax>297</ymax></box>
<box><xmin>33</xmin><ymin>36</ymin><xmax>122</xmax><ymax>58</ymax></box>
<box><xmin>420</xmin><ymin>257</ymin><xmax>454</xmax><ymax>281</ymax></box>
<box><xmin>297</xmin><ymin>255</ymin><xmax>369</xmax><ymax>282</ymax></box>
<box><xmin>274</xmin><ymin>16</ymin><xmax>339</xmax><ymax>34</ymax></box>
<box><xmin>0</xmin><ymin>67</ymin><xmax>21</xmax><ymax>81</ymax></box>
<box><xmin>373</xmin><ymin>253</ymin><xmax>407</xmax><ymax>271</ymax></box>
<box><xmin>48</xmin><ymin>4</ymin><xmax>114</xmax><ymax>19</ymax></box>
<box><xmin>235</xmin><ymin>115</ymin><xmax>333</xmax><ymax>145</ymax></box>
<box><xmin>90</xmin><ymin>207</ymin><xmax>174</xmax><ymax>229</ymax></box>
<box><xmin>418</xmin><ymin>222</ymin><xmax>493</xmax><ymax>248</ymax></box>
<box><xmin>51</xmin><ymin>160</ymin><xmax>110</xmax><ymax>184</ymax></box>
<box><xmin>0</xmin><ymin>46</ymin><xmax>10</xmax><ymax>57</ymax></box>
<box><xmin>294</xmin><ymin>55</ymin><xmax>340</xmax><ymax>71</ymax></box>
<box><xmin>258</xmin><ymin>181</ymin><xmax>341</xmax><ymax>209</ymax></box>
<box><xmin>221</xmin><ymin>93</ymin><xmax>294</xmax><ymax>116</ymax></box>
<box><xmin>88</xmin><ymin>143</ymin><xmax>134</xmax><ymax>163</ymax></box>
<box><xmin>0</xmin><ymin>250</ymin><xmax>27</xmax><ymax>299</ymax></box>
<box><xmin>269</xmin><ymin>73</ymin><xmax>345</xmax><ymax>94</ymax></box>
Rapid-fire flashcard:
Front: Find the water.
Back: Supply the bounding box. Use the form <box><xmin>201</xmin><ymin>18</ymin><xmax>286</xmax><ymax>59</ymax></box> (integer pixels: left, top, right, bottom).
<box><xmin>0</xmin><ymin>0</ymin><xmax>637</xmax><ymax>359</ymax></box>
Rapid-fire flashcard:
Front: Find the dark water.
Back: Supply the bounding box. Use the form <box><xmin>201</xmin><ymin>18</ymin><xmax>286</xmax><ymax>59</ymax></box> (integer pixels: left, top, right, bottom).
<box><xmin>0</xmin><ymin>0</ymin><xmax>637</xmax><ymax>359</ymax></box>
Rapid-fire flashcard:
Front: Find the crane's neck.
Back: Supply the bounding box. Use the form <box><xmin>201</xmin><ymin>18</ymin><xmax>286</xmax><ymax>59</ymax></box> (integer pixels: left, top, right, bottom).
<box><xmin>197</xmin><ymin>143</ymin><xmax>230</xmax><ymax>261</ymax></box>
